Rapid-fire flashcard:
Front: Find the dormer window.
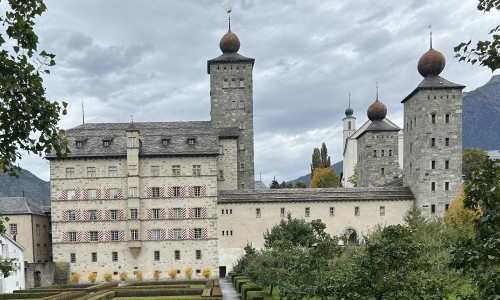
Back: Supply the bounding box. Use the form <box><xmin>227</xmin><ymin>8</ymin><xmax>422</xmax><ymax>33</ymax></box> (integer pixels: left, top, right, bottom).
<box><xmin>103</xmin><ymin>141</ymin><xmax>110</xmax><ymax>147</ymax></box>
<box><xmin>187</xmin><ymin>138</ymin><xmax>196</xmax><ymax>145</ymax></box>
<box><xmin>76</xmin><ymin>141</ymin><xmax>83</xmax><ymax>148</ymax></box>
<box><xmin>161</xmin><ymin>138</ymin><xmax>170</xmax><ymax>147</ymax></box>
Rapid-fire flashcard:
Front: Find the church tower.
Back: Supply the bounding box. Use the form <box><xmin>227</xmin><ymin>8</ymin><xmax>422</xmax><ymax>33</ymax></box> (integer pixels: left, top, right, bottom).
<box><xmin>356</xmin><ymin>94</ymin><xmax>400</xmax><ymax>187</ymax></box>
<box><xmin>208</xmin><ymin>13</ymin><xmax>255</xmax><ymax>189</ymax></box>
<box><xmin>402</xmin><ymin>36</ymin><xmax>464</xmax><ymax>216</ymax></box>
<box><xmin>342</xmin><ymin>97</ymin><xmax>356</xmax><ymax>150</ymax></box>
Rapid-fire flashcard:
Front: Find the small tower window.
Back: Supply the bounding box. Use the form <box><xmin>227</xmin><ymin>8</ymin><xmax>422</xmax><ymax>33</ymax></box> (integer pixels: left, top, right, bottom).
<box><xmin>373</xmin><ymin>150</ymin><xmax>377</xmax><ymax>157</ymax></box>
<box><xmin>381</xmin><ymin>168</ymin><xmax>385</xmax><ymax>175</ymax></box>
<box><xmin>431</xmin><ymin>160</ymin><xmax>436</xmax><ymax>170</ymax></box>
<box><xmin>239</xmin><ymin>143</ymin><xmax>246</xmax><ymax>151</ymax></box>
<box><xmin>381</xmin><ymin>150</ymin><xmax>385</xmax><ymax>157</ymax></box>
<box><xmin>388</xmin><ymin>149</ymin><xmax>392</xmax><ymax>156</ymax></box>
<box><xmin>239</xmin><ymin>101</ymin><xmax>245</xmax><ymax>109</ymax></box>
<box><xmin>445</xmin><ymin>160</ymin><xmax>450</xmax><ymax>169</ymax></box>
<box><xmin>231</xmin><ymin>101</ymin><xmax>237</xmax><ymax>110</ymax></box>
<box><xmin>445</xmin><ymin>138</ymin><xmax>450</xmax><ymax>146</ymax></box>
<box><xmin>431</xmin><ymin>138</ymin><xmax>436</xmax><ymax>147</ymax></box>
<box><xmin>431</xmin><ymin>113</ymin><xmax>436</xmax><ymax>124</ymax></box>
<box><xmin>445</xmin><ymin>182</ymin><xmax>450</xmax><ymax>191</ymax></box>
<box><xmin>239</xmin><ymin>78</ymin><xmax>245</xmax><ymax>88</ymax></box>
<box><xmin>103</xmin><ymin>140</ymin><xmax>110</xmax><ymax>147</ymax></box>
<box><xmin>161</xmin><ymin>139</ymin><xmax>170</xmax><ymax>147</ymax></box>
<box><xmin>431</xmin><ymin>182</ymin><xmax>436</xmax><ymax>191</ymax></box>
<box><xmin>239</xmin><ymin>122</ymin><xmax>245</xmax><ymax>130</ymax></box>
<box><xmin>348</xmin><ymin>121</ymin><xmax>352</xmax><ymax>130</ymax></box>
<box><xmin>445</xmin><ymin>113</ymin><xmax>450</xmax><ymax>123</ymax></box>
<box><xmin>187</xmin><ymin>138</ymin><xmax>196</xmax><ymax>145</ymax></box>
<box><xmin>230</xmin><ymin>79</ymin><xmax>237</xmax><ymax>88</ymax></box>
<box><xmin>222</xmin><ymin>79</ymin><xmax>229</xmax><ymax>89</ymax></box>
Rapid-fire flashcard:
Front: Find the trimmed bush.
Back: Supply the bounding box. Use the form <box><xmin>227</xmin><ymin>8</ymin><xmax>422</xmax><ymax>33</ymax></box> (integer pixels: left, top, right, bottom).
<box><xmin>168</xmin><ymin>268</ymin><xmax>178</xmax><ymax>279</ymax></box>
<box><xmin>128</xmin><ymin>279</ymin><xmax>205</xmax><ymax>286</ymax></box>
<box><xmin>119</xmin><ymin>271</ymin><xmax>128</xmax><ymax>282</ymax></box>
<box><xmin>185</xmin><ymin>266</ymin><xmax>194</xmax><ymax>279</ymax></box>
<box><xmin>202</xmin><ymin>268</ymin><xmax>212</xmax><ymax>279</ymax></box>
<box><xmin>0</xmin><ymin>292</ymin><xmax>60</xmax><ymax>299</ymax></box>
<box><xmin>236</xmin><ymin>279</ymin><xmax>251</xmax><ymax>293</ymax></box>
<box><xmin>115</xmin><ymin>288</ymin><xmax>204</xmax><ymax>297</ymax></box>
<box><xmin>87</xmin><ymin>272</ymin><xmax>97</xmax><ymax>283</ymax></box>
<box><xmin>233</xmin><ymin>275</ymin><xmax>247</xmax><ymax>286</ymax></box>
<box><xmin>241</xmin><ymin>284</ymin><xmax>262</xmax><ymax>300</ymax></box>
<box><xmin>103</xmin><ymin>272</ymin><xmax>112</xmax><ymax>282</ymax></box>
<box><xmin>247</xmin><ymin>290</ymin><xmax>267</xmax><ymax>300</ymax></box>
<box><xmin>153</xmin><ymin>270</ymin><xmax>161</xmax><ymax>281</ymax></box>
<box><xmin>83</xmin><ymin>291</ymin><xmax>116</xmax><ymax>300</ymax></box>
<box><xmin>70</xmin><ymin>272</ymin><xmax>81</xmax><ymax>283</ymax></box>
<box><xmin>134</xmin><ymin>270</ymin><xmax>143</xmax><ymax>281</ymax></box>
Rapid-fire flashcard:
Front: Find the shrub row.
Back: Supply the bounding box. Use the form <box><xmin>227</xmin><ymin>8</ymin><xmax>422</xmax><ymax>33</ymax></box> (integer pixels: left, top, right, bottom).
<box><xmin>0</xmin><ymin>292</ymin><xmax>60</xmax><ymax>299</ymax></box>
<box><xmin>115</xmin><ymin>284</ymin><xmax>190</xmax><ymax>289</ymax></box>
<box><xmin>115</xmin><ymin>287</ymin><xmax>204</xmax><ymax>297</ymax></box>
<box><xmin>81</xmin><ymin>291</ymin><xmax>117</xmax><ymax>300</ymax></box>
<box><xmin>241</xmin><ymin>284</ymin><xmax>263</xmax><ymax>300</ymax></box>
<box><xmin>128</xmin><ymin>279</ymin><xmax>205</xmax><ymax>286</ymax></box>
<box><xmin>247</xmin><ymin>290</ymin><xmax>267</xmax><ymax>300</ymax></box>
<box><xmin>228</xmin><ymin>273</ymin><xmax>264</xmax><ymax>300</ymax></box>
<box><xmin>45</xmin><ymin>291</ymin><xmax>87</xmax><ymax>300</ymax></box>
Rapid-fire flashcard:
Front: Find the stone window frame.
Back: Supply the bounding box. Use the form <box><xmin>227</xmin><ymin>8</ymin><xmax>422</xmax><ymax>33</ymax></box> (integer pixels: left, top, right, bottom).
<box><xmin>256</xmin><ymin>208</ymin><xmax>261</xmax><ymax>218</ymax></box>
<box><xmin>112</xmin><ymin>251</ymin><xmax>118</xmax><ymax>262</ymax></box>
<box><xmin>130</xmin><ymin>208</ymin><xmax>138</xmax><ymax>220</ymax></box>
<box><xmin>68</xmin><ymin>232</ymin><xmax>77</xmax><ymax>242</ymax></box>
<box><xmin>90</xmin><ymin>231</ymin><xmax>98</xmax><ymax>242</ymax></box>
<box><xmin>354</xmin><ymin>207</ymin><xmax>360</xmax><ymax>217</ymax></box>
<box><xmin>192</xmin><ymin>165</ymin><xmax>201</xmax><ymax>176</ymax></box>
<box><xmin>152</xmin><ymin>208</ymin><xmax>161</xmax><ymax>219</ymax></box>
<box><xmin>173</xmin><ymin>228</ymin><xmax>182</xmax><ymax>239</ymax></box>
<box><xmin>88</xmin><ymin>189</ymin><xmax>96</xmax><ymax>200</ymax></box>
<box><xmin>70</xmin><ymin>253</ymin><xmax>76</xmax><ymax>263</ymax></box>
<box><xmin>431</xmin><ymin>182</ymin><xmax>436</xmax><ymax>191</ymax></box>
<box><xmin>195</xmin><ymin>250</ymin><xmax>202</xmax><ymax>260</ymax></box>
<box><xmin>431</xmin><ymin>160</ymin><xmax>436</xmax><ymax>170</ymax></box>
<box><xmin>152</xmin><ymin>229</ymin><xmax>161</xmax><ymax>240</ymax></box>
<box><xmin>110</xmin><ymin>231</ymin><xmax>119</xmax><ymax>241</ymax></box>
<box><xmin>154</xmin><ymin>251</ymin><xmax>160</xmax><ymax>261</ymax></box>
<box><xmin>329</xmin><ymin>207</ymin><xmax>335</xmax><ymax>217</ymax></box>
<box><xmin>194</xmin><ymin>207</ymin><xmax>202</xmax><ymax>218</ymax></box>
<box><xmin>127</xmin><ymin>137</ymin><xmax>136</xmax><ymax>148</ymax></box>
<box><xmin>110</xmin><ymin>210</ymin><xmax>118</xmax><ymax>220</ymax></box>
<box><xmin>174</xmin><ymin>250</ymin><xmax>181</xmax><ymax>260</ymax></box>
<box><xmin>444</xmin><ymin>181</ymin><xmax>450</xmax><ymax>191</ymax></box>
<box><xmin>89</xmin><ymin>210</ymin><xmax>97</xmax><ymax>221</ymax></box>
<box><xmin>151</xmin><ymin>187</ymin><xmax>160</xmax><ymax>198</ymax></box>
<box><xmin>193</xmin><ymin>186</ymin><xmax>201</xmax><ymax>197</ymax></box>
<box><xmin>445</xmin><ymin>160</ymin><xmax>450</xmax><ymax>169</ymax></box>
<box><xmin>173</xmin><ymin>208</ymin><xmax>182</xmax><ymax>219</ymax></box>
<box><xmin>280</xmin><ymin>207</ymin><xmax>285</xmax><ymax>218</ymax></box>
<box><xmin>445</xmin><ymin>113</ymin><xmax>450</xmax><ymax>123</ymax></box>
<box><xmin>108</xmin><ymin>166</ymin><xmax>118</xmax><ymax>177</ymax></box>
<box><xmin>173</xmin><ymin>187</ymin><xmax>181</xmax><ymax>197</ymax></box>
<box><xmin>445</xmin><ymin>138</ymin><xmax>450</xmax><ymax>146</ymax></box>
<box><xmin>87</xmin><ymin>167</ymin><xmax>96</xmax><ymax>178</ymax></box>
<box><xmin>66</xmin><ymin>167</ymin><xmax>75</xmax><ymax>178</ymax></box>
<box><xmin>219</xmin><ymin>145</ymin><xmax>224</xmax><ymax>154</ymax></box>
<box><xmin>172</xmin><ymin>165</ymin><xmax>181</xmax><ymax>176</ymax></box>
<box><xmin>380</xmin><ymin>206</ymin><xmax>385</xmax><ymax>216</ymax></box>
<box><xmin>129</xmin><ymin>187</ymin><xmax>138</xmax><ymax>198</ymax></box>
<box><xmin>68</xmin><ymin>210</ymin><xmax>76</xmax><ymax>221</ymax></box>
<box><xmin>91</xmin><ymin>252</ymin><xmax>97</xmax><ymax>262</ymax></box>
<box><xmin>130</xmin><ymin>229</ymin><xmax>138</xmax><ymax>241</ymax></box>
<box><xmin>194</xmin><ymin>228</ymin><xmax>202</xmax><ymax>239</ymax></box>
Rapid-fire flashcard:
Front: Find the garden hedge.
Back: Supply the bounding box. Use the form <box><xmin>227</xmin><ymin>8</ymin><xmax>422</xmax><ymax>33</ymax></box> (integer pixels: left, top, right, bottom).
<box><xmin>115</xmin><ymin>287</ymin><xmax>204</xmax><ymax>297</ymax></box>
<box><xmin>241</xmin><ymin>284</ymin><xmax>263</xmax><ymax>300</ymax></box>
<box><xmin>236</xmin><ymin>279</ymin><xmax>251</xmax><ymax>293</ymax></box>
<box><xmin>233</xmin><ymin>275</ymin><xmax>247</xmax><ymax>286</ymax></box>
<box><xmin>247</xmin><ymin>290</ymin><xmax>267</xmax><ymax>300</ymax></box>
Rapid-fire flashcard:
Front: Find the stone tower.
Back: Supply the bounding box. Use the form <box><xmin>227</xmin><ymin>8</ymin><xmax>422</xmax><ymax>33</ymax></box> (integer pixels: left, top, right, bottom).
<box><xmin>208</xmin><ymin>21</ymin><xmax>255</xmax><ymax>189</ymax></box>
<box><xmin>356</xmin><ymin>96</ymin><xmax>400</xmax><ymax>187</ymax></box>
<box><xmin>402</xmin><ymin>41</ymin><xmax>464</xmax><ymax>216</ymax></box>
<box><xmin>342</xmin><ymin>100</ymin><xmax>356</xmax><ymax>150</ymax></box>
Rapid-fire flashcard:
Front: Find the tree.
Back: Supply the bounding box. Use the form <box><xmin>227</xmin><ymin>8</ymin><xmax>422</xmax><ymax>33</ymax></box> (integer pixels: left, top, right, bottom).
<box><xmin>463</xmin><ymin>148</ymin><xmax>489</xmax><ymax>182</ymax></box>
<box><xmin>310</xmin><ymin>167</ymin><xmax>340</xmax><ymax>188</ymax></box>
<box><xmin>294</xmin><ymin>181</ymin><xmax>307</xmax><ymax>188</ymax></box>
<box><xmin>455</xmin><ymin>0</ymin><xmax>500</xmax><ymax>71</ymax></box>
<box><xmin>233</xmin><ymin>243</ymin><xmax>256</xmax><ymax>273</ymax></box>
<box><xmin>0</xmin><ymin>0</ymin><xmax>68</xmax><ymax>176</ymax></box>
<box><xmin>451</xmin><ymin>158</ymin><xmax>500</xmax><ymax>299</ymax></box>
<box><xmin>310</xmin><ymin>143</ymin><xmax>331</xmax><ymax>176</ymax></box>
<box><xmin>444</xmin><ymin>187</ymin><xmax>477</xmax><ymax>241</ymax></box>
<box><xmin>263</xmin><ymin>214</ymin><xmax>317</xmax><ymax>249</ymax></box>
<box><xmin>269</xmin><ymin>177</ymin><xmax>280</xmax><ymax>189</ymax></box>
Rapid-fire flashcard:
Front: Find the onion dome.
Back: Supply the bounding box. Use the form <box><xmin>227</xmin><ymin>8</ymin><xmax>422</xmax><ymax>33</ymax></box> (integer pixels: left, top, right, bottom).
<box><xmin>219</xmin><ymin>30</ymin><xmax>240</xmax><ymax>53</ymax></box>
<box><xmin>417</xmin><ymin>48</ymin><xmax>445</xmax><ymax>77</ymax></box>
<box><xmin>345</xmin><ymin>106</ymin><xmax>354</xmax><ymax>116</ymax></box>
<box><xmin>367</xmin><ymin>99</ymin><xmax>387</xmax><ymax>121</ymax></box>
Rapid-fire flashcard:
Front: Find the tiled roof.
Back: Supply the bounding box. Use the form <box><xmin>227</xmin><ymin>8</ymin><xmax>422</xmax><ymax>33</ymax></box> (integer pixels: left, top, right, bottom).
<box><xmin>356</xmin><ymin>119</ymin><xmax>400</xmax><ymax>139</ymax></box>
<box><xmin>48</xmin><ymin>121</ymin><xmax>235</xmax><ymax>159</ymax></box>
<box><xmin>0</xmin><ymin>197</ymin><xmax>46</xmax><ymax>216</ymax></box>
<box><xmin>218</xmin><ymin>187</ymin><xmax>414</xmax><ymax>204</ymax></box>
<box><xmin>254</xmin><ymin>181</ymin><xmax>270</xmax><ymax>190</ymax></box>
<box><xmin>402</xmin><ymin>75</ymin><xmax>465</xmax><ymax>103</ymax></box>
<box><xmin>379</xmin><ymin>177</ymin><xmax>404</xmax><ymax>187</ymax></box>
<box><xmin>207</xmin><ymin>52</ymin><xmax>255</xmax><ymax>74</ymax></box>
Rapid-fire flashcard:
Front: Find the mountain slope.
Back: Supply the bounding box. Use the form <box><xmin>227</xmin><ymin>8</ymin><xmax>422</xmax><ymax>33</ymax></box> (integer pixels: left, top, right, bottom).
<box><xmin>0</xmin><ymin>169</ymin><xmax>50</xmax><ymax>206</ymax></box>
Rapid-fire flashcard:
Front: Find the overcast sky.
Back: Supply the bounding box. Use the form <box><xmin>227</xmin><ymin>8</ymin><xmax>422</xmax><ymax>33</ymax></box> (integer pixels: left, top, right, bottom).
<box><xmin>17</xmin><ymin>0</ymin><xmax>499</xmax><ymax>185</ymax></box>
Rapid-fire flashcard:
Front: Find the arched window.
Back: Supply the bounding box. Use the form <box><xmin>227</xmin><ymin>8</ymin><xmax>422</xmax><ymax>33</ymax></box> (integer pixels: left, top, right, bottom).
<box><xmin>348</xmin><ymin>121</ymin><xmax>351</xmax><ymax>130</ymax></box>
<box><xmin>344</xmin><ymin>228</ymin><xmax>358</xmax><ymax>245</ymax></box>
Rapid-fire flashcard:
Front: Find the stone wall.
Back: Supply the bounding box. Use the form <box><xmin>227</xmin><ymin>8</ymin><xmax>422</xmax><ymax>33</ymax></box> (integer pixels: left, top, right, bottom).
<box><xmin>24</xmin><ymin>262</ymin><xmax>64</xmax><ymax>288</ymax></box>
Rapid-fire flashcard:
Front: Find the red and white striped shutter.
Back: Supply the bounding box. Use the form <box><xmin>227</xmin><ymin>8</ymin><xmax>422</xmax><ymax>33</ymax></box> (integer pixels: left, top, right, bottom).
<box><xmin>168</xmin><ymin>229</ymin><xmax>173</xmax><ymax>239</ymax></box>
<box><xmin>181</xmin><ymin>208</ymin><xmax>186</xmax><ymax>218</ymax></box>
<box><xmin>201</xmin><ymin>185</ymin><xmax>207</xmax><ymax>196</ymax></box>
<box><xmin>202</xmin><ymin>228</ymin><xmax>208</xmax><ymax>239</ymax></box>
<box><xmin>180</xmin><ymin>186</ymin><xmax>186</xmax><ymax>197</ymax></box>
<box><xmin>82</xmin><ymin>189</ymin><xmax>88</xmax><ymax>200</ymax></box>
<box><xmin>76</xmin><ymin>232</ymin><xmax>82</xmax><ymax>242</ymax></box>
<box><xmin>147</xmin><ymin>187</ymin><xmax>152</xmax><ymax>198</ymax></box>
<box><xmin>188</xmin><ymin>208</ymin><xmax>194</xmax><ymax>218</ymax></box>
<box><xmin>147</xmin><ymin>229</ymin><xmax>152</xmax><ymax>240</ymax></box>
<box><xmin>98</xmin><ymin>231</ymin><xmax>103</xmax><ymax>241</ymax></box>
<box><xmin>62</xmin><ymin>232</ymin><xmax>68</xmax><ymax>242</ymax></box>
<box><xmin>105</xmin><ymin>210</ymin><xmax>110</xmax><ymax>220</ymax></box>
<box><xmin>159</xmin><ymin>187</ymin><xmax>165</xmax><ymax>197</ymax></box>
<box><xmin>105</xmin><ymin>231</ymin><xmax>111</xmax><ymax>241</ymax></box>
<box><xmin>82</xmin><ymin>210</ymin><xmax>89</xmax><ymax>221</ymax></box>
<box><xmin>118</xmin><ymin>210</ymin><xmax>124</xmax><ymax>220</ymax></box>
<box><xmin>97</xmin><ymin>210</ymin><xmax>102</xmax><ymax>220</ymax></box>
<box><xmin>74</xmin><ymin>189</ymin><xmax>80</xmax><ymax>200</ymax></box>
<box><xmin>188</xmin><ymin>186</ymin><xmax>194</xmax><ymax>197</ymax></box>
<box><xmin>167</xmin><ymin>187</ymin><xmax>173</xmax><ymax>197</ymax></box>
<box><xmin>181</xmin><ymin>228</ymin><xmax>186</xmax><ymax>239</ymax></box>
<box><xmin>82</xmin><ymin>231</ymin><xmax>90</xmax><ymax>242</ymax></box>
<box><xmin>119</xmin><ymin>230</ymin><xmax>125</xmax><ymax>241</ymax></box>
<box><xmin>160</xmin><ymin>229</ymin><xmax>166</xmax><ymax>240</ymax></box>
<box><xmin>188</xmin><ymin>228</ymin><xmax>194</xmax><ymax>239</ymax></box>
<box><xmin>147</xmin><ymin>209</ymin><xmax>153</xmax><ymax>219</ymax></box>
<box><xmin>75</xmin><ymin>210</ymin><xmax>81</xmax><ymax>221</ymax></box>
<box><xmin>202</xmin><ymin>208</ymin><xmax>207</xmax><ymax>218</ymax></box>
<box><xmin>104</xmin><ymin>189</ymin><xmax>110</xmax><ymax>199</ymax></box>
<box><xmin>168</xmin><ymin>208</ymin><xmax>173</xmax><ymax>219</ymax></box>
<box><xmin>62</xmin><ymin>211</ymin><xmax>68</xmax><ymax>221</ymax></box>
<box><xmin>160</xmin><ymin>209</ymin><xmax>166</xmax><ymax>219</ymax></box>
<box><xmin>117</xmin><ymin>188</ymin><xmax>123</xmax><ymax>199</ymax></box>
<box><xmin>96</xmin><ymin>189</ymin><xmax>101</xmax><ymax>199</ymax></box>
<box><xmin>61</xmin><ymin>190</ymin><xmax>67</xmax><ymax>200</ymax></box>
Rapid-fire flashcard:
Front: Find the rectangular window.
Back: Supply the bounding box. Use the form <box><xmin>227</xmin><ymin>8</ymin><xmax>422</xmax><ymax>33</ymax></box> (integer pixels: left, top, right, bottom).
<box><xmin>173</xmin><ymin>229</ymin><xmax>182</xmax><ymax>239</ymax></box>
<box><xmin>87</xmin><ymin>167</ymin><xmax>96</xmax><ymax>177</ymax></box>
<box><xmin>151</xmin><ymin>187</ymin><xmax>160</xmax><ymax>198</ymax></box>
<box><xmin>89</xmin><ymin>210</ymin><xmax>97</xmax><ymax>221</ymax></box>
<box><xmin>219</xmin><ymin>145</ymin><xmax>224</xmax><ymax>154</ymax></box>
<box><xmin>154</xmin><ymin>251</ymin><xmax>160</xmax><ymax>261</ymax></box>
<box><xmin>174</xmin><ymin>250</ymin><xmax>180</xmax><ymax>260</ymax></box>
<box><xmin>173</xmin><ymin>187</ymin><xmax>181</xmax><ymax>197</ymax></box>
<box><xmin>431</xmin><ymin>182</ymin><xmax>436</xmax><ymax>191</ymax></box>
<box><xmin>90</xmin><ymin>231</ymin><xmax>98</xmax><ymax>242</ymax></box>
<box><xmin>151</xmin><ymin>166</ymin><xmax>160</xmax><ymax>176</ymax></box>
<box><xmin>128</xmin><ymin>137</ymin><xmax>136</xmax><ymax>148</ymax></box>
<box><xmin>431</xmin><ymin>160</ymin><xmax>436</xmax><ymax>170</ymax></box>
<box><xmin>91</xmin><ymin>252</ymin><xmax>97</xmax><ymax>262</ymax></box>
<box><xmin>239</xmin><ymin>101</ymin><xmax>245</xmax><ymax>109</ymax></box>
<box><xmin>173</xmin><ymin>208</ymin><xmax>182</xmax><ymax>219</ymax></box>
<box><xmin>68</xmin><ymin>210</ymin><xmax>76</xmax><ymax>221</ymax></box>
<box><xmin>68</xmin><ymin>232</ymin><xmax>77</xmax><ymax>242</ymax></box>
<box><xmin>389</xmin><ymin>149</ymin><xmax>392</xmax><ymax>156</ymax></box>
<box><xmin>70</xmin><ymin>253</ymin><xmax>76</xmax><ymax>263</ymax></box>
<box><xmin>223</xmin><ymin>79</ymin><xmax>229</xmax><ymax>89</ymax></box>
<box><xmin>112</xmin><ymin>251</ymin><xmax>118</xmax><ymax>262</ymax></box>
<box><xmin>103</xmin><ymin>140</ymin><xmax>110</xmax><ymax>147</ymax></box>
<box><xmin>355</xmin><ymin>207</ymin><xmax>360</xmax><ymax>216</ymax></box>
<box><xmin>193</xmin><ymin>186</ymin><xmax>201</xmax><ymax>197</ymax></box>
<box><xmin>111</xmin><ymin>231</ymin><xmax>119</xmax><ymax>241</ymax></box>
<box><xmin>9</xmin><ymin>224</ymin><xmax>17</xmax><ymax>235</ymax></box>
<box><xmin>152</xmin><ymin>229</ymin><xmax>161</xmax><ymax>240</ymax></box>
<box><xmin>445</xmin><ymin>204</ymin><xmax>450</xmax><ymax>211</ymax></box>
<box><xmin>66</xmin><ymin>167</ymin><xmax>75</xmax><ymax>178</ymax></box>
<box><xmin>239</xmin><ymin>122</ymin><xmax>245</xmax><ymax>130</ymax></box>
<box><xmin>110</xmin><ymin>210</ymin><xmax>118</xmax><ymax>220</ymax></box>
<box><xmin>431</xmin><ymin>114</ymin><xmax>436</xmax><ymax>124</ymax></box>
<box><xmin>381</xmin><ymin>150</ymin><xmax>385</xmax><ymax>157</ymax></box>
<box><xmin>194</xmin><ymin>228</ymin><xmax>202</xmax><ymax>239</ymax></box>
<box><xmin>239</xmin><ymin>78</ymin><xmax>245</xmax><ymax>88</ymax></box>
<box><xmin>256</xmin><ymin>208</ymin><xmax>261</xmax><ymax>218</ymax></box>
<box><xmin>37</xmin><ymin>244</ymin><xmax>41</xmax><ymax>255</ymax></box>
<box><xmin>218</xmin><ymin>170</ymin><xmax>224</xmax><ymax>180</ymax></box>
<box><xmin>172</xmin><ymin>165</ymin><xmax>181</xmax><ymax>176</ymax></box>
<box><xmin>187</xmin><ymin>138</ymin><xmax>196</xmax><ymax>145</ymax></box>
<box><xmin>130</xmin><ymin>229</ymin><xmax>139</xmax><ymax>241</ymax></box>
<box><xmin>240</xmin><ymin>163</ymin><xmax>245</xmax><ymax>171</ymax></box>
<box><xmin>280</xmin><ymin>207</ymin><xmax>285</xmax><ymax>217</ymax></box>
<box><xmin>305</xmin><ymin>207</ymin><xmax>310</xmax><ymax>217</ymax></box>
<box><xmin>445</xmin><ymin>160</ymin><xmax>450</xmax><ymax>169</ymax></box>
<box><xmin>329</xmin><ymin>207</ymin><xmax>335</xmax><ymax>217</ymax></box>
<box><xmin>161</xmin><ymin>139</ymin><xmax>170</xmax><ymax>147</ymax></box>
<box><xmin>153</xmin><ymin>209</ymin><xmax>160</xmax><ymax>219</ymax></box>
<box><xmin>431</xmin><ymin>204</ymin><xmax>436</xmax><ymax>214</ymax></box>
<box><xmin>88</xmin><ymin>189</ymin><xmax>96</xmax><ymax>200</ymax></box>
<box><xmin>380</xmin><ymin>206</ymin><xmax>385</xmax><ymax>216</ymax></box>
<box><xmin>195</xmin><ymin>250</ymin><xmax>202</xmax><ymax>260</ymax></box>
<box><xmin>381</xmin><ymin>168</ymin><xmax>385</xmax><ymax>175</ymax></box>
<box><xmin>130</xmin><ymin>209</ymin><xmax>138</xmax><ymax>219</ymax></box>
<box><xmin>445</xmin><ymin>182</ymin><xmax>450</xmax><ymax>191</ymax></box>
<box><xmin>445</xmin><ymin>113</ymin><xmax>450</xmax><ymax>123</ymax></box>
<box><xmin>192</xmin><ymin>165</ymin><xmax>201</xmax><ymax>176</ymax></box>
<box><xmin>445</xmin><ymin>138</ymin><xmax>450</xmax><ymax>146</ymax></box>
<box><xmin>231</xmin><ymin>79</ymin><xmax>237</xmax><ymax>88</ymax></box>
<box><xmin>108</xmin><ymin>166</ymin><xmax>117</xmax><ymax>177</ymax></box>
<box><xmin>67</xmin><ymin>189</ymin><xmax>76</xmax><ymax>200</ymax></box>
<box><xmin>239</xmin><ymin>143</ymin><xmax>246</xmax><ymax>151</ymax></box>
<box><xmin>129</xmin><ymin>165</ymin><xmax>137</xmax><ymax>176</ymax></box>
<box><xmin>373</xmin><ymin>150</ymin><xmax>377</xmax><ymax>157</ymax></box>
<box><xmin>129</xmin><ymin>187</ymin><xmax>137</xmax><ymax>197</ymax></box>
<box><xmin>431</xmin><ymin>138</ymin><xmax>436</xmax><ymax>147</ymax></box>
<box><xmin>194</xmin><ymin>208</ymin><xmax>202</xmax><ymax>218</ymax></box>
<box><xmin>231</xmin><ymin>101</ymin><xmax>237</xmax><ymax>109</ymax></box>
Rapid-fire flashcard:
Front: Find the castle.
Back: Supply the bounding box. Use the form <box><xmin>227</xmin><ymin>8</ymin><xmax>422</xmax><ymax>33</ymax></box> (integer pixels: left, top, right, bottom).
<box><xmin>47</xmin><ymin>19</ymin><xmax>462</xmax><ymax>279</ymax></box>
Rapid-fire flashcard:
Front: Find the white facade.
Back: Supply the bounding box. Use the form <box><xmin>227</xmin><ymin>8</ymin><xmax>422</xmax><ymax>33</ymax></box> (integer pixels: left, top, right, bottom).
<box><xmin>0</xmin><ymin>235</ymin><xmax>25</xmax><ymax>293</ymax></box>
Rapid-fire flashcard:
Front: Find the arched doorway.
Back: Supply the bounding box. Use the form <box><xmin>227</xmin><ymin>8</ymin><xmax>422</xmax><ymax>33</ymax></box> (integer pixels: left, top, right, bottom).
<box><xmin>344</xmin><ymin>228</ymin><xmax>358</xmax><ymax>245</ymax></box>
<box><xmin>34</xmin><ymin>271</ymin><xmax>41</xmax><ymax>287</ymax></box>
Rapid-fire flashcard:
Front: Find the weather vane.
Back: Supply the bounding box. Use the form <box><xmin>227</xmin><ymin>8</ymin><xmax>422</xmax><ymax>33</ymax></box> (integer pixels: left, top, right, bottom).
<box><xmin>429</xmin><ymin>24</ymin><xmax>432</xmax><ymax>48</ymax></box>
<box><xmin>226</xmin><ymin>2</ymin><xmax>232</xmax><ymax>31</ymax></box>
<box><xmin>130</xmin><ymin>115</ymin><xmax>134</xmax><ymax>123</ymax></box>
<box><xmin>376</xmin><ymin>82</ymin><xmax>379</xmax><ymax>100</ymax></box>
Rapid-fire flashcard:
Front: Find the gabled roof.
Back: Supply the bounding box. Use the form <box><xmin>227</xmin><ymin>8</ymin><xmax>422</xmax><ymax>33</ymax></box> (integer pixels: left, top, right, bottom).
<box><xmin>356</xmin><ymin>120</ymin><xmax>400</xmax><ymax>139</ymax></box>
<box><xmin>48</xmin><ymin>122</ymin><xmax>235</xmax><ymax>159</ymax></box>
<box><xmin>1</xmin><ymin>234</ymin><xmax>26</xmax><ymax>251</ymax></box>
<box><xmin>207</xmin><ymin>52</ymin><xmax>255</xmax><ymax>74</ymax></box>
<box><xmin>0</xmin><ymin>197</ymin><xmax>46</xmax><ymax>216</ymax></box>
<box><xmin>402</xmin><ymin>74</ymin><xmax>465</xmax><ymax>103</ymax></box>
<box><xmin>218</xmin><ymin>186</ymin><xmax>414</xmax><ymax>204</ymax></box>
